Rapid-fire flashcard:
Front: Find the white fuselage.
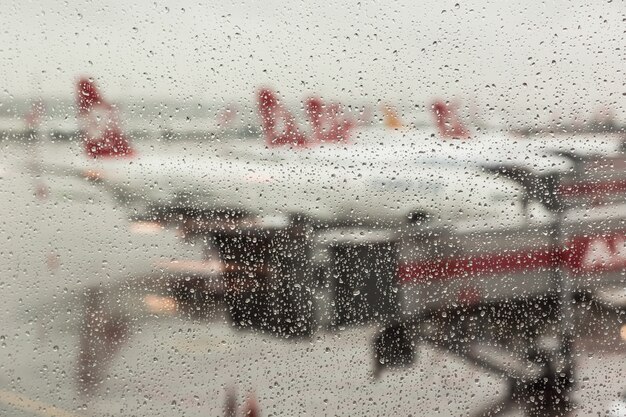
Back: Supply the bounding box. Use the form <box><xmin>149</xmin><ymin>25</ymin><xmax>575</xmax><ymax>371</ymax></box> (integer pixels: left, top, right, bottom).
<box><xmin>33</xmin><ymin>136</ymin><xmax>533</xmax><ymax>229</ymax></box>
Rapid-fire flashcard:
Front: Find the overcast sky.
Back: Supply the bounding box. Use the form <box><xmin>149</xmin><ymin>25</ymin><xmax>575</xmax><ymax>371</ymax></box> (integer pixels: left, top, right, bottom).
<box><xmin>0</xmin><ymin>0</ymin><xmax>624</xmax><ymax>123</ymax></box>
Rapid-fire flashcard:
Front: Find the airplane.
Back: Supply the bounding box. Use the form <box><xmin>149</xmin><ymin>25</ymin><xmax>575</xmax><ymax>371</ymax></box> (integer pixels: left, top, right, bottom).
<box><xmin>33</xmin><ymin>77</ymin><xmax>537</xmax><ymax>231</ymax></box>
<box><xmin>424</xmin><ymin>100</ymin><xmax>626</xmax><ymax>206</ymax></box>
<box><xmin>216</xmin><ymin>89</ymin><xmax>571</xmax><ymax>213</ymax></box>
<box><xmin>363</xmin><ymin>100</ymin><xmax>574</xmax><ymax>174</ymax></box>
<box><xmin>427</xmin><ymin>100</ymin><xmax>626</xmax><ymax>168</ymax></box>
<box><xmin>344</xmin><ymin>99</ymin><xmax>626</xmax><ymax>210</ymax></box>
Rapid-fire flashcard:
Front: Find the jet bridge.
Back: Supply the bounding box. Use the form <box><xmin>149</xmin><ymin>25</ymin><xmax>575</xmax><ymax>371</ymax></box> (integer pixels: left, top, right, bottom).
<box><xmin>398</xmin><ymin>203</ymin><xmax>626</xmax><ymax>315</ymax></box>
<box><xmin>69</xmin><ymin>189</ymin><xmax>626</xmax><ymax>413</ymax></box>
<box><xmin>143</xmin><ymin>183</ymin><xmax>626</xmax><ymax>340</ymax></box>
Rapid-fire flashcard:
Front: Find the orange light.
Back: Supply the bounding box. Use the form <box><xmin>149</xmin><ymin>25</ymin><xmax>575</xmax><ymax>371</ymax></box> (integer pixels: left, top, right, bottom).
<box><xmin>83</xmin><ymin>169</ymin><xmax>104</xmax><ymax>181</ymax></box>
<box><xmin>154</xmin><ymin>259</ymin><xmax>223</xmax><ymax>275</ymax></box>
<box><xmin>144</xmin><ymin>294</ymin><xmax>177</xmax><ymax>314</ymax></box>
<box><xmin>129</xmin><ymin>221</ymin><xmax>163</xmax><ymax>234</ymax></box>
<box><xmin>244</xmin><ymin>173</ymin><xmax>274</xmax><ymax>183</ymax></box>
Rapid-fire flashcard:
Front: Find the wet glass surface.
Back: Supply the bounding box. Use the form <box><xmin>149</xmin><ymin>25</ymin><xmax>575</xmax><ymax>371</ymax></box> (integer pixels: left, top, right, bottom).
<box><xmin>0</xmin><ymin>1</ymin><xmax>625</xmax><ymax>416</ymax></box>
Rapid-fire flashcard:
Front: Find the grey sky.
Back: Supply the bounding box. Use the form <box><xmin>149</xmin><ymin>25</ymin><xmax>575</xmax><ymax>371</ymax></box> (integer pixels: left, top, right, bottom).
<box><xmin>1</xmin><ymin>0</ymin><xmax>624</xmax><ymax>123</ymax></box>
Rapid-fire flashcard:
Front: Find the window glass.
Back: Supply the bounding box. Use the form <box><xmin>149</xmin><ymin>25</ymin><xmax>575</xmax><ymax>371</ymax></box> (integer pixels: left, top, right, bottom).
<box><xmin>0</xmin><ymin>1</ymin><xmax>624</xmax><ymax>415</ymax></box>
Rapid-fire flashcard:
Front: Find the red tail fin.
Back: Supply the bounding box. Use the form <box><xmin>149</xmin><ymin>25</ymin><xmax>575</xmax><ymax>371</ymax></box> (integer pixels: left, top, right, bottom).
<box><xmin>431</xmin><ymin>100</ymin><xmax>470</xmax><ymax>139</ymax></box>
<box><xmin>257</xmin><ymin>88</ymin><xmax>307</xmax><ymax>147</ymax></box>
<box><xmin>305</xmin><ymin>97</ymin><xmax>354</xmax><ymax>143</ymax></box>
<box><xmin>76</xmin><ymin>77</ymin><xmax>134</xmax><ymax>158</ymax></box>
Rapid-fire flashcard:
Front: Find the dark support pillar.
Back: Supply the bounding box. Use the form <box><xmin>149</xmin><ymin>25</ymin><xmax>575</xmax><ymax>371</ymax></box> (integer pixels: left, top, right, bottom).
<box><xmin>264</xmin><ymin>217</ymin><xmax>313</xmax><ymax>337</ymax></box>
<box><xmin>212</xmin><ymin>217</ymin><xmax>313</xmax><ymax>338</ymax></box>
<box><xmin>329</xmin><ymin>237</ymin><xmax>399</xmax><ymax>327</ymax></box>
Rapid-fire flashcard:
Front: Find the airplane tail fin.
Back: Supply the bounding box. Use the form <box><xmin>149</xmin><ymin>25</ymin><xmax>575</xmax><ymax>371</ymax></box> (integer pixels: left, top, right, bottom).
<box><xmin>381</xmin><ymin>104</ymin><xmax>404</xmax><ymax>130</ymax></box>
<box><xmin>76</xmin><ymin>77</ymin><xmax>134</xmax><ymax>158</ymax></box>
<box><xmin>257</xmin><ymin>88</ymin><xmax>355</xmax><ymax>147</ymax></box>
<box><xmin>431</xmin><ymin>100</ymin><xmax>470</xmax><ymax>139</ymax></box>
<box><xmin>305</xmin><ymin>97</ymin><xmax>353</xmax><ymax>143</ymax></box>
<box><xmin>257</xmin><ymin>88</ymin><xmax>307</xmax><ymax>147</ymax></box>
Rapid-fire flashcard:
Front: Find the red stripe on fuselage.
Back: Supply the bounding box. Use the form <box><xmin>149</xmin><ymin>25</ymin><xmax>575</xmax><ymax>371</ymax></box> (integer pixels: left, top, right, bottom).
<box><xmin>398</xmin><ymin>249</ymin><xmax>556</xmax><ymax>283</ymax></box>
<box><xmin>559</xmin><ymin>179</ymin><xmax>626</xmax><ymax>197</ymax></box>
<box><xmin>398</xmin><ymin>231</ymin><xmax>626</xmax><ymax>284</ymax></box>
